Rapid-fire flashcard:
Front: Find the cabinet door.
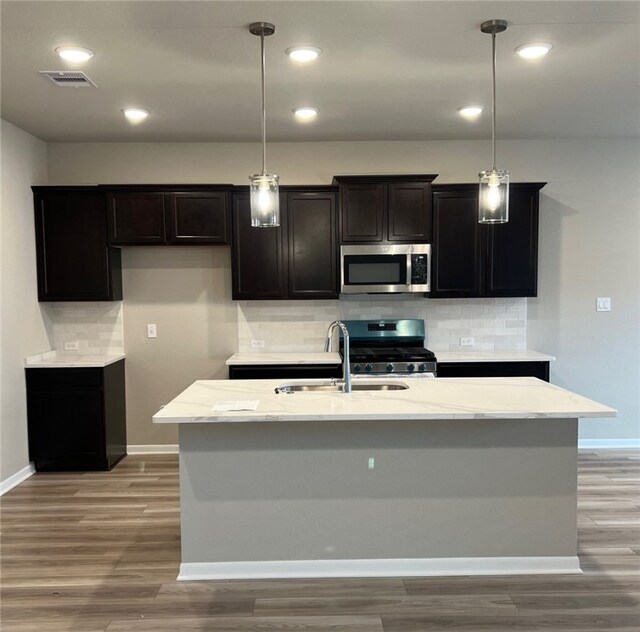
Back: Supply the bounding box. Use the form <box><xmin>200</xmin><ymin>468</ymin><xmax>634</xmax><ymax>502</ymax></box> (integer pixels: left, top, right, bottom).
<box><xmin>431</xmin><ymin>189</ymin><xmax>482</xmax><ymax>297</ymax></box>
<box><xmin>34</xmin><ymin>190</ymin><xmax>121</xmax><ymax>301</ymax></box>
<box><xmin>387</xmin><ymin>182</ymin><xmax>431</xmax><ymax>242</ymax></box>
<box><xmin>27</xmin><ymin>386</ymin><xmax>105</xmax><ymax>469</ymax></box>
<box><xmin>167</xmin><ymin>192</ymin><xmax>229</xmax><ymax>244</ymax></box>
<box><xmin>485</xmin><ymin>187</ymin><xmax>539</xmax><ymax>297</ymax></box>
<box><xmin>231</xmin><ymin>194</ymin><xmax>285</xmax><ymax>299</ymax></box>
<box><xmin>340</xmin><ymin>184</ymin><xmax>385</xmax><ymax>242</ymax></box>
<box><xmin>107</xmin><ymin>192</ymin><xmax>166</xmax><ymax>244</ymax></box>
<box><xmin>286</xmin><ymin>192</ymin><xmax>338</xmax><ymax>299</ymax></box>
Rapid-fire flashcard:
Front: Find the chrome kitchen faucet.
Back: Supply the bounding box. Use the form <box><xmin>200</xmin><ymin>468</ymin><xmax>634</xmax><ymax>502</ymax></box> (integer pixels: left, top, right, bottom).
<box><xmin>324</xmin><ymin>320</ymin><xmax>352</xmax><ymax>393</ymax></box>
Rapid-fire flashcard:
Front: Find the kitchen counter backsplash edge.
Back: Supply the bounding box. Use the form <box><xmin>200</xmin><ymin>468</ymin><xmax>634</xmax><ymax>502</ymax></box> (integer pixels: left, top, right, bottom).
<box><xmin>226</xmin><ymin>350</ymin><xmax>554</xmax><ymax>366</ymax></box>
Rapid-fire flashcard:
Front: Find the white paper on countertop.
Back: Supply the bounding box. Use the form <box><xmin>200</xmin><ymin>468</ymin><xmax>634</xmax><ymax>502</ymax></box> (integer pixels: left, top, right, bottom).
<box><xmin>212</xmin><ymin>400</ymin><xmax>260</xmax><ymax>412</ymax></box>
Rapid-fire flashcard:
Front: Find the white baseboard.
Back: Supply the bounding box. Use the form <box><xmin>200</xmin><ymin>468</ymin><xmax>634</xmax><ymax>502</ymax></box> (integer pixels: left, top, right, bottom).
<box><xmin>178</xmin><ymin>556</ymin><xmax>581</xmax><ymax>581</ymax></box>
<box><xmin>578</xmin><ymin>439</ymin><xmax>640</xmax><ymax>449</ymax></box>
<box><xmin>127</xmin><ymin>444</ymin><xmax>178</xmax><ymax>455</ymax></box>
<box><xmin>0</xmin><ymin>463</ymin><xmax>35</xmax><ymax>496</ymax></box>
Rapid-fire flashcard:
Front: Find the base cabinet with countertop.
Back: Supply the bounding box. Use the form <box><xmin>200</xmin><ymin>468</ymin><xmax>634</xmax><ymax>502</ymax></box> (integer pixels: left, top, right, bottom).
<box><xmin>154</xmin><ymin>376</ymin><xmax>615</xmax><ymax>580</ymax></box>
<box><xmin>227</xmin><ymin>352</ymin><xmax>342</xmax><ymax>380</ymax></box>
<box><xmin>437</xmin><ymin>361</ymin><xmax>550</xmax><ymax>381</ymax></box>
<box><xmin>26</xmin><ymin>359</ymin><xmax>127</xmax><ymax>471</ymax></box>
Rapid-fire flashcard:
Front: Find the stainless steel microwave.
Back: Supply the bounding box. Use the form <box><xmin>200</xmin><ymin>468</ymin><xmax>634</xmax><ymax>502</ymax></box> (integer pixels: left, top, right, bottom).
<box><xmin>340</xmin><ymin>244</ymin><xmax>431</xmax><ymax>294</ymax></box>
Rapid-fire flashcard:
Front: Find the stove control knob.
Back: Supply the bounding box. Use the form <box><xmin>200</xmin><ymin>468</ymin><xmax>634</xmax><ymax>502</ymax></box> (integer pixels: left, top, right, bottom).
<box><xmin>407</xmin><ymin>364</ymin><xmax>415</xmax><ymax>372</ymax></box>
<box><xmin>418</xmin><ymin>363</ymin><xmax>427</xmax><ymax>372</ymax></box>
<box><xmin>386</xmin><ymin>363</ymin><xmax>394</xmax><ymax>373</ymax></box>
<box><xmin>353</xmin><ymin>364</ymin><xmax>361</xmax><ymax>373</ymax></box>
<box><xmin>365</xmin><ymin>364</ymin><xmax>373</xmax><ymax>373</ymax></box>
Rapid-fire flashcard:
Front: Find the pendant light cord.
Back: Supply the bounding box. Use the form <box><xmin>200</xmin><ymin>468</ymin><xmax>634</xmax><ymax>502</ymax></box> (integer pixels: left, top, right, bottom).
<box><xmin>260</xmin><ymin>32</ymin><xmax>267</xmax><ymax>176</ymax></box>
<box><xmin>491</xmin><ymin>32</ymin><xmax>497</xmax><ymax>171</ymax></box>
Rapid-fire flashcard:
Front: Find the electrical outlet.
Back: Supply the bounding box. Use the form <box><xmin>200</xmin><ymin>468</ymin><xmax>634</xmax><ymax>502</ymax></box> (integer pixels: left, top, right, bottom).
<box><xmin>596</xmin><ymin>297</ymin><xmax>611</xmax><ymax>312</ymax></box>
<box><xmin>368</xmin><ymin>457</ymin><xmax>375</xmax><ymax>470</ymax></box>
<box><xmin>64</xmin><ymin>341</ymin><xmax>79</xmax><ymax>351</ymax></box>
<box><xmin>460</xmin><ymin>336</ymin><xmax>475</xmax><ymax>347</ymax></box>
<box><xmin>146</xmin><ymin>323</ymin><xmax>157</xmax><ymax>338</ymax></box>
<box><xmin>251</xmin><ymin>339</ymin><xmax>265</xmax><ymax>349</ymax></box>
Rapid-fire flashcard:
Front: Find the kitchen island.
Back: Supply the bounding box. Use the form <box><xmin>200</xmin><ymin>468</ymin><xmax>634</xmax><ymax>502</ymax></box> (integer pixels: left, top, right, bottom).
<box><xmin>153</xmin><ymin>377</ymin><xmax>615</xmax><ymax>581</ymax></box>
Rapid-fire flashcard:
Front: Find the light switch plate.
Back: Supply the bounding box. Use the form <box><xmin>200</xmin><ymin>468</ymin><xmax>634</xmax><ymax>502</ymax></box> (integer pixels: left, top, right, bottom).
<box><xmin>147</xmin><ymin>323</ymin><xmax>157</xmax><ymax>338</ymax></box>
<box><xmin>596</xmin><ymin>297</ymin><xmax>611</xmax><ymax>312</ymax></box>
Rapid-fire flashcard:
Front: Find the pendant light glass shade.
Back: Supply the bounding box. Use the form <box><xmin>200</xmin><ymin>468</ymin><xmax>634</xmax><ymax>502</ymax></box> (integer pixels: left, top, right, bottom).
<box><xmin>249</xmin><ymin>22</ymin><xmax>279</xmax><ymax>228</ymax></box>
<box><xmin>478</xmin><ymin>169</ymin><xmax>509</xmax><ymax>223</ymax></box>
<box><xmin>249</xmin><ymin>173</ymin><xmax>280</xmax><ymax>227</ymax></box>
<box><xmin>479</xmin><ymin>19</ymin><xmax>509</xmax><ymax>224</ymax></box>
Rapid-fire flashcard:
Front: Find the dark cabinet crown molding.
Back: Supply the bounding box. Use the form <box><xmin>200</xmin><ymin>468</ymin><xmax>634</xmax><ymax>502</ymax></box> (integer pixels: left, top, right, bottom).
<box><xmin>333</xmin><ymin>174</ymin><xmax>438</xmax><ymax>185</ymax></box>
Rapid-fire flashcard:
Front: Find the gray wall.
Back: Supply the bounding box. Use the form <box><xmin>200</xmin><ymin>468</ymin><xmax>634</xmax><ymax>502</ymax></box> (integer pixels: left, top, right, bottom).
<box><xmin>46</xmin><ymin>139</ymin><xmax>640</xmax><ymax>444</ymax></box>
<box><xmin>120</xmin><ymin>247</ymin><xmax>237</xmax><ymax>446</ymax></box>
<box><xmin>0</xmin><ymin>120</ymin><xmax>51</xmax><ymax>482</ymax></box>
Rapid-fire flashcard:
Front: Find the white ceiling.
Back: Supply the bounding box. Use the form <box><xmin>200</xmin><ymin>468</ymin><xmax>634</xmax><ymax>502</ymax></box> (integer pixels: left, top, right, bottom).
<box><xmin>1</xmin><ymin>0</ymin><xmax>639</xmax><ymax>143</ymax></box>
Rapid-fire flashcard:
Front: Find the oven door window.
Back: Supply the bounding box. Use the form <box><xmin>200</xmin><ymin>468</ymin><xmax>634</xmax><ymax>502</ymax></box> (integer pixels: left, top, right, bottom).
<box><xmin>344</xmin><ymin>255</ymin><xmax>407</xmax><ymax>286</ymax></box>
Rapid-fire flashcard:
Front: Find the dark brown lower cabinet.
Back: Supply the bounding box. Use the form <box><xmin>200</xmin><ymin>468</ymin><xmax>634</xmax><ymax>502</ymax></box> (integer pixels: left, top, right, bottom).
<box><xmin>26</xmin><ymin>360</ymin><xmax>127</xmax><ymax>472</ymax></box>
<box><xmin>436</xmin><ymin>361</ymin><xmax>550</xmax><ymax>382</ymax></box>
<box><xmin>229</xmin><ymin>364</ymin><xmax>342</xmax><ymax>380</ymax></box>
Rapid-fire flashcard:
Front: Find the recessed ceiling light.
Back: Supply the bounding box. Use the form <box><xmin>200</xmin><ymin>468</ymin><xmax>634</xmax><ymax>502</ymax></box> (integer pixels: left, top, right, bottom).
<box><xmin>122</xmin><ymin>108</ymin><xmax>149</xmax><ymax>123</ymax></box>
<box><xmin>293</xmin><ymin>106</ymin><xmax>319</xmax><ymax>121</ymax></box>
<box><xmin>515</xmin><ymin>42</ymin><xmax>553</xmax><ymax>59</ymax></box>
<box><xmin>458</xmin><ymin>105</ymin><xmax>484</xmax><ymax>120</ymax></box>
<box><xmin>55</xmin><ymin>46</ymin><xmax>94</xmax><ymax>62</ymax></box>
<box><xmin>286</xmin><ymin>46</ymin><xmax>322</xmax><ymax>62</ymax></box>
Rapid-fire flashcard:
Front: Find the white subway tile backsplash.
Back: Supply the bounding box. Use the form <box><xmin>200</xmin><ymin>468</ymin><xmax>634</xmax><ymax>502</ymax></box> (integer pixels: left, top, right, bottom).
<box><xmin>45</xmin><ymin>302</ymin><xmax>125</xmax><ymax>355</ymax></box>
<box><xmin>237</xmin><ymin>297</ymin><xmax>527</xmax><ymax>353</ymax></box>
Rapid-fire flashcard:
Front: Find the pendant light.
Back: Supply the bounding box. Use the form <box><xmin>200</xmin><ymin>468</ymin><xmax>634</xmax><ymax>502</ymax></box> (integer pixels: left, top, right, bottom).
<box><xmin>478</xmin><ymin>19</ymin><xmax>509</xmax><ymax>224</ymax></box>
<box><xmin>249</xmin><ymin>22</ymin><xmax>280</xmax><ymax>228</ymax></box>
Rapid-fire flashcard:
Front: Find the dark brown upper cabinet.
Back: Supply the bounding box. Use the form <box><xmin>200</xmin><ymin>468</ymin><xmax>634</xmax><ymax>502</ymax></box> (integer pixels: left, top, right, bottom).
<box><xmin>231</xmin><ymin>193</ymin><xmax>285</xmax><ymax>300</ymax></box>
<box><xmin>333</xmin><ymin>175</ymin><xmax>437</xmax><ymax>244</ymax></box>
<box><xmin>431</xmin><ymin>187</ymin><xmax>483</xmax><ymax>298</ymax></box>
<box><xmin>107</xmin><ymin>191</ymin><xmax>166</xmax><ymax>244</ymax></box>
<box><xmin>286</xmin><ymin>191</ymin><xmax>337</xmax><ymax>299</ymax></box>
<box><xmin>105</xmin><ymin>185</ymin><xmax>231</xmax><ymax>246</ymax></box>
<box><xmin>33</xmin><ymin>187</ymin><xmax>122</xmax><ymax>302</ymax></box>
<box><xmin>232</xmin><ymin>187</ymin><xmax>338</xmax><ymax>300</ymax></box>
<box><xmin>167</xmin><ymin>192</ymin><xmax>229</xmax><ymax>244</ymax></box>
<box><xmin>430</xmin><ymin>183</ymin><xmax>545</xmax><ymax>298</ymax></box>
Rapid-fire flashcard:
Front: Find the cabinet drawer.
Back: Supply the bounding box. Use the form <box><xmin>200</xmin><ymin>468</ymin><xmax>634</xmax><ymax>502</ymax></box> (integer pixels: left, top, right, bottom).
<box><xmin>26</xmin><ymin>368</ymin><xmax>104</xmax><ymax>390</ymax></box>
<box><xmin>437</xmin><ymin>361</ymin><xmax>549</xmax><ymax>382</ymax></box>
<box><xmin>229</xmin><ymin>365</ymin><xmax>342</xmax><ymax>380</ymax></box>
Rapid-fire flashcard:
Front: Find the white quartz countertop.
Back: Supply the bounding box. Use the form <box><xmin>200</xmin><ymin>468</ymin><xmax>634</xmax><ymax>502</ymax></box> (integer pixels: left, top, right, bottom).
<box><xmin>226</xmin><ymin>352</ymin><xmax>341</xmax><ymax>366</ymax></box>
<box><xmin>25</xmin><ymin>351</ymin><xmax>126</xmax><ymax>368</ymax></box>
<box><xmin>153</xmin><ymin>376</ymin><xmax>615</xmax><ymax>424</ymax></box>
<box><xmin>436</xmin><ymin>350</ymin><xmax>555</xmax><ymax>363</ymax></box>
<box><xmin>226</xmin><ymin>350</ymin><xmax>554</xmax><ymax>366</ymax></box>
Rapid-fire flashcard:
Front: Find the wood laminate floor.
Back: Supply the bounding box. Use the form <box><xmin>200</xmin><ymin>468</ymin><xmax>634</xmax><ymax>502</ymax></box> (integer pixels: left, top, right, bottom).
<box><xmin>1</xmin><ymin>451</ymin><xmax>638</xmax><ymax>631</ymax></box>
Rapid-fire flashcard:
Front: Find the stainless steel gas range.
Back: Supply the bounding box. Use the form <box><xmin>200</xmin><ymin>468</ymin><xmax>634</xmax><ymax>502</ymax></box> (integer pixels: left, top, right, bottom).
<box><xmin>340</xmin><ymin>319</ymin><xmax>437</xmax><ymax>377</ymax></box>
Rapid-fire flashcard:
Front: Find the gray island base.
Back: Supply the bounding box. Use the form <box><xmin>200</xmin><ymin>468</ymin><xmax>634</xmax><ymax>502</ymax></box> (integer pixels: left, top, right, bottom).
<box><xmin>153</xmin><ymin>377</ymin><xmax>616</xmax><ymax>580</ymax></box>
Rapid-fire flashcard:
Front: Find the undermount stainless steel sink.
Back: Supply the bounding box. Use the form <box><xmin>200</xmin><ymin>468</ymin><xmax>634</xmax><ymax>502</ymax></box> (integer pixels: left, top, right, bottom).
<box><xmin>275</xmin><ymin>381</ymin><xmax>409</xmax><ymax>394</ymax></box>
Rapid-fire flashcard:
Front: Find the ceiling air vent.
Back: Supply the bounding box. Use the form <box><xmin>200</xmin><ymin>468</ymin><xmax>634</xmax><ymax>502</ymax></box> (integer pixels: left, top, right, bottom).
<box><xmin>39</xmin><ymin>71</ymin><xmax>97</xmax><ymax>88</ymax></box>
